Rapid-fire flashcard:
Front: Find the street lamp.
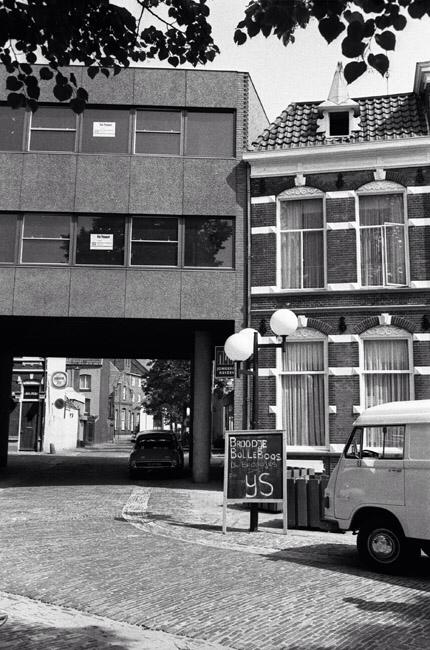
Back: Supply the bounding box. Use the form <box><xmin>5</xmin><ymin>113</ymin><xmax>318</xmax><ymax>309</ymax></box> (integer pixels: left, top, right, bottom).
<box><xmin>224</xmin><ymin>309</ymin><xmax>298</xmax><ymax>531</ymax></box>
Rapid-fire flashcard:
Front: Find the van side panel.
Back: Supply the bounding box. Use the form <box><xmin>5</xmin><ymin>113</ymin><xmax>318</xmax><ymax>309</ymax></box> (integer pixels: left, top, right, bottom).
<box><xmin>405</xmin><ymin>424</ymin><xmax>430</xmax><ymax>539</ymax></box>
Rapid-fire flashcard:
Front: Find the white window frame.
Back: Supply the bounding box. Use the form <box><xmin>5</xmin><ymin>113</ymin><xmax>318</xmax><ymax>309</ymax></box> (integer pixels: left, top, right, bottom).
<box><xmin>79</xmin><ymin>374</ymin><xmax>91</xmax><ymax>391</ymax></box>
<box><xmin>276</xmin><ymin>187</ymin><xmax>326</xmax><ymax>291</ymax></box>
<box><xmin>275</xmin><ymin>328</ymin><xmax>329</xmax><ymax>450</ymax></box>
<box><xmin>356</xmin><ymin>182</ymin><xmax>409</xmax><ymax>289</ymax></box>
<box><xmin>359</xmin><ymin>326</ymin><xmax>414</xmax><ymax>410</ymax></box>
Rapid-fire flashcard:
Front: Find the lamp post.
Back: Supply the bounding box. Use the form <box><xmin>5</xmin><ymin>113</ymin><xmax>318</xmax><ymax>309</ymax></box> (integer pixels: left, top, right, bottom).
<box><xmin>224</xmin><ymin>309</ymin><xmax>298</xmax><ymax>531</ymax></box>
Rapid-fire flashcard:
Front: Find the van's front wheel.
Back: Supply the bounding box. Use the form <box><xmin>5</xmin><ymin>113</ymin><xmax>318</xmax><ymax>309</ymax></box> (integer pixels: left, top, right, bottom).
<box><xmin>357</xmin><ymin>520</ymin><xmax>417</xmax><ymax>572</ymax></box>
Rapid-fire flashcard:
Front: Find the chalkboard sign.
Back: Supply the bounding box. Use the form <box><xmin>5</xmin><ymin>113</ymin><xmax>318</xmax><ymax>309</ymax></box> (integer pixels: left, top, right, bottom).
<box><xmin>223</xmin><ymin>430</ymin><xmax>287</xmax><ymax>534</ymax></box>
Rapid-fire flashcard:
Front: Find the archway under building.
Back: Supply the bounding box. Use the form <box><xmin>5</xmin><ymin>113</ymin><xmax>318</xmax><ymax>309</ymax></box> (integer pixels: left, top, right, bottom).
<box><xmin>0</xmin><ymin>315</ymin><xmax>234</xmax><ymax>483</ymax></box>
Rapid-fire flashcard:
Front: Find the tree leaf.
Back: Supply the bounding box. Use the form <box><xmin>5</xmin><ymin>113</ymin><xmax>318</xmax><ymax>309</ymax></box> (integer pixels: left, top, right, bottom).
<box><xmin>318</xmin><ymin>17</ymin><xmax>345</xmax><ymax>44</ymax></box>
<box><xmin>6</xmin><ymin>76</ymin><xmax>23</xmax><ymax>91</ymax></box>
<box><xmin>368</xmin><ymin>52</ymin><xmax>389</xmax><ymax>75</ymax></box>
<box><xmin>341</xmin><ymin>36</ymin><xmax>366</xmax><ymax>58</ymax></box>
<box><xmin>375</xmin><ymin>30</ymin><xmax>396</xmax><ymax>50</ymax></box>
<box><xmin>39</xmin><ymin>66</ymin><xmax>54</xmax><ymax>80</ymax></box>
<box><xmin>87</xmin><ymin>66</ymin><xmax>99</xmax><ymax>80</ymax></box>
<box><xmin>7</xmin><ymin>92</ymin><xmax>26</xmax><ymax>109</ymax></box>
<box><xmin>408</xmin><ymin>0</ymin><xmax>430</xmax><ymax>19</ymax></box>
<box><xmin>70</xmin><ymin>97</ymin><xmax>86</xmax><ymax>114</ymax></box>
<box><xmin>53</xmin><ymin>83</ymin><xmax>73</xmax><ymax>101</ymax></box>
<box><xmin>344</xmin><ymin>60</ymin><xmax>367</xmax><ymax>84</ymax></box>
<box><xmin>392</xmin><ymin>14</ymin><xmax>407</xmax><ymax>30</ymax></box>
<box><xmin>234</xmin><ymin>29</ymin><xmax>247</xmax><ymax>45</ymax></box>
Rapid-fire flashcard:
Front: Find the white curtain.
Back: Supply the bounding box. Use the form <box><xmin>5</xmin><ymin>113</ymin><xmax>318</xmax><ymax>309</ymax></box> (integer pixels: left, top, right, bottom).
<box><xmin>364</xmin><ymin>339</ymin><xmax>410</xmax><ymax>408</ymax></box>
<box><xmin>360</xmin><ymin>194</ymin><xmax>405</xmax><ymax>286</ymax></box>
<box><xmin>282</xmin><ymin>342</ymin><xmax>325</xmax><ymax>445</ymax></box>
<box><xmin>280</xmin><ymin>199</ymin><xmax>324</xmax><ymax>289</ymax></box>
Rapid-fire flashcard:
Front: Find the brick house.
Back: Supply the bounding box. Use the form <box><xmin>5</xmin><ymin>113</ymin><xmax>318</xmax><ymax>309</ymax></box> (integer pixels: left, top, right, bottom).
<box><xmin>244</xmin><ymin>61</ymin><xmax>430</xmax><ymax>469</ymax></box>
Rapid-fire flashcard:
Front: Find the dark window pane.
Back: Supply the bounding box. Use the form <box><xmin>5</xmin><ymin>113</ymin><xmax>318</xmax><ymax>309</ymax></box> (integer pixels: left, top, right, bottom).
<box><xmin>132</xmin><ymin>217</ymin><xmax>178</xmax><ymax>241</ymax></box>
<box><xmin>184</xmin><ymin>217</ymin><xmax>233</xmax><ymax>267</ymax></box>
<box><xmin>136</xmin><ymin>111</ymin><xmax>181</xmax><ymax>132</ymax></box>
<box><xmin>0</xmin><ymin>106</ymin><xmax>25</xmax><ymax>150</ymax></box>
<box><xmin>81</xmin><ymin>109</ymin><xmax>129</xmax><ymax>153</ymax></box>
<box><xmin>135</xmin><ymin>132</ymin><xmax>180</xmax><ymax>155</ymax></box>
<box><xmin>76</xmin><ymin>216</ymin><xmax>125</xmax><ymax>265</ymax></box>
<box><xmin>31</xmin><ymin>106</ymin><xmax>76</xmax><ymax>129</ymax></box>
<box><xmin>185</xmin><ymin>112</ymin><xmax>234</xmax><ymax>157</ymax></box>
<box><xmin>0</xmin><ymin>214</ymin><xmax>17</xmax><ymax>262</ymax></box>
<box><xmin>131</xmin><ymin>242</ymin><xmax>178</xmax><ymax>266</ymax></box>
<box><xmin>329</xmin><ymin>111</ymin><xmax>349</xmax><ymax>135</ymax></box>
<box><xmin>30</xmin><ymin>130</ymin><xmax>76</xmax><ymax>152</ymax></box>
<box><xmin>22</xmin><ymin>239</ymin><xmax>69</xmax><ymax>263</ymax></box>
<box><xmin>23</xmin><ymin>214</ymin><xmax>70</xmax><ymax>239</ymax></box>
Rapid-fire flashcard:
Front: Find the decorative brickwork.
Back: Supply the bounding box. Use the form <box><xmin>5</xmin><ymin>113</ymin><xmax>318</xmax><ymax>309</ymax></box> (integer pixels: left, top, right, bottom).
<box><xmin>386</xmin><ymin>166</ymin><xmax>430</xmax><ymax>187</ymax></box>
<box><xmin>307</xmin><ymin>170</ymin><xmax>374</xmax><ymax>192</ymax></box>
<box><xmin>327</xmin><ymin>230</ymin><xmax>357</xmax><ymax>284</ymax></box>
<box><xmin>250</xmin><ymin>176</ymin><xmax>295</xmax><ymax>198</ymax></box>
<box><xmin>353</xmin><ymin>316</ymin><xmax>382</xmax><ymax>334</ymax></box>
<box><xmin>306</xmin><ymin>318</ymin><xmax>333</xmax><ymax>334</ymax></box>
<box><xmin>391</xmin><ymin>315</ymin><xmax>415</xmax><ymax>333</ymax></box>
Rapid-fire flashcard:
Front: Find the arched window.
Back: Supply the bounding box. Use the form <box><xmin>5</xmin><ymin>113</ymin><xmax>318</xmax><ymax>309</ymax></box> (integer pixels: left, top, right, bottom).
<box><xmin>280</xmin><ymin>328</ymin><xmax>327</xmax><ymax>446</ymax></box>
<box><xmin>277</xmin><ymin>187</ymin><xmax>325</xmax><ymax>290</ymax></box>
<box><xmin>357</xmin><ymin>181</ymin><xmax>407</xmax><ymax>287</ymax></box>
<box><xmin>79</xmin><ymin>374</ymin><xmax>91</xmax><ymax>391</ymax></box>
<box><xmin>360</xmin><ymin>325</ymin><xmax>413</xmax><ymax>408</ymax></box>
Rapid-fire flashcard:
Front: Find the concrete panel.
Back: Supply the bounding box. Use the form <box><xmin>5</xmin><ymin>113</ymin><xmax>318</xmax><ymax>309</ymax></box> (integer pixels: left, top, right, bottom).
<box><xmin>133</xmin><ymin>69</ymin><xmax>186</xmax><ymax>107</ymax></box>
<box><xmin>185</xmin><ymin>71</ymin><xmax>240</xmax><ymax>108</ymax></box>
<box><xmin>75</xmin><ymin>156</ymin><xmax>130</xmax><ymax>213</ymax></box>
<box><xmin>0</xmin><ymin>154</ymin><xmax>23</xmax><ymax>210</ymax></box>
<box><xmin>180</xmin><ymin>270</ymin><xmax>237</xmax><ymax>319</ymax></box>
<box><xmin>125</xmin><ymin>270</ymin><xmax>181</xmax><ymax>318</ymax></box>
<box><xmin>69</xmin><ymin>268</ymin><xmax>126</xmax><ymax>318</ymax></box>
<box><xmin>183</xmin><ymin>159</ymin><xmax>237</xmax><ymax>215</ymax></box>
<box><xmin>129</xmin><ymin>157</ymin><xmax>183</xmax><ymax>214</ymax></box>
<box><xmin>82</xmin><ymin>67</ymin><xmax>134</xmax><ymax>105</ymax></box>
<box><xmin>21</xmin><ymin>154</ymin><xmax>77</xmax><ymax>211</ymax></box>
<box><xmin>13</xmin><ymin>267</ymin><xmax>71</xmax><ymax>316</ymax></box>
<box><xmin>0</xmin><ymin>267</ymin><xmax>15</xmax><ymax>314</ymax></box>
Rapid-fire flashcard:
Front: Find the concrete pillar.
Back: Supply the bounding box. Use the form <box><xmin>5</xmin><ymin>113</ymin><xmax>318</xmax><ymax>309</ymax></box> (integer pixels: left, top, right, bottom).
<box><xmin>192</xmin><ymin>330</ymin><xmax>212</xmax><ymax>483</ymax></box>
<box><xmin>0</xmin><ymin>353</ymin><xmax>13</xmax><ymax>468</ymax></box>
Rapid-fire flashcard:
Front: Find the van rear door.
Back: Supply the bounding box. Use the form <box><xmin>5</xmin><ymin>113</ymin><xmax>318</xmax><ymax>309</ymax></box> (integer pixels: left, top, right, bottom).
<box><xmin>334</xmin><ymin>426</ymin><xmax>405</xmax><ymax>521</ymax></box>
<box><xmin>404</xmin><ymin>423</ymin><xmax>430</xmax><ymax>539</ymax></box>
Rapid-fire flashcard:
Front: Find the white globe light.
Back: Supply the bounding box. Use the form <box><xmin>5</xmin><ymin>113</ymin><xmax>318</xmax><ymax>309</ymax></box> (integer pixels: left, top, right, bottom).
<box><xmin>240</xmin><ymin>328</ymin><xmax>262</xmax><ymax>347</ymax></box>
<box><xmin>224</xmin><ymin>332</ymin><xmax>253</xmax><ymax>361</ymax></box>
<box><xmin>270</xmin><ymin>309</ymin><xmax>298</xmax><ymax>336</ymax></box>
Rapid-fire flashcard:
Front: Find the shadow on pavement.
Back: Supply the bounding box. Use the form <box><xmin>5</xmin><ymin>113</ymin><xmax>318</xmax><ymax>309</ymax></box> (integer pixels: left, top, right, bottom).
<box><xmin>265</xmin><ymin>544</ymin><xmax>430</xmax><ymax>591</ymax></box>
<box><xmin>0</xmin><ymin>453</ymin><xmax>224</xmax><ymax>491</ymax></box>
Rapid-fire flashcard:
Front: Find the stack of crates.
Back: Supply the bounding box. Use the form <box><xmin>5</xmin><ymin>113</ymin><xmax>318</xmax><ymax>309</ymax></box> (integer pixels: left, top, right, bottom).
<box><xmin>259</xmin><ymin>467</ymin><xmax>329</xmax><ymax>530</ymax></box>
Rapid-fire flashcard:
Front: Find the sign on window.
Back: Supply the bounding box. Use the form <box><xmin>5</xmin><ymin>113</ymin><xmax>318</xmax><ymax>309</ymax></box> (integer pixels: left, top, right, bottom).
<box><xmin>92</xmin><ymin>121</ymin><xmax>116</xmax><ymax>138</ymax></box>
<box><xmin>90</xmin><ymin>234</ymin><xmax>114</xmax><ymax>250</ymax></box>
<box><xmin>214</xmin><ymin>346</ymin><xmax>234</xmax><ymax>378</ymax></box>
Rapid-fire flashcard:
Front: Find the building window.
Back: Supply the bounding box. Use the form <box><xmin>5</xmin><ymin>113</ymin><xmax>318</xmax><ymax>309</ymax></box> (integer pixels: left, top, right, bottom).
<box><xmin>114</xmin><ymin>408</ymin><xmax>118</xmax><ymax>429</ymax></box>
<box><xmin>21</xmin><ymin>214</ymin><xmax>70</xmax><ymax>264</ymax></box>
<box><xmin>79</xmin><ymin>374</ymin><xmax>91</xmax><ymax>391</ymax></box>
<box><xmin>359</xmin><ymin>193</ymin><xmax>406</xmax><ymax>287</ymax></box>
<box><xmin>0</xmin><ymin>105</ymin><xmax>25</xmax><ymax>150</ymax></box>
<box><xmin>281</xmin><ymin>340</ymin><xmax>326</xmax><ymax>446</ymax></box>
<box><xmin>29</xmin><ymin>106</ymin><xmax>77</xmax><ymax>152</ymax></box>
<box><xmin>81</xmin><ymin>109</ymin><xmax>130</xmax><ymax>153</ymax></box>
<box><xmin>121</xmin><ymin>408</ymin><xmax>126</xmax><ymax>431</ymax></box>
<box><xmin>329</xmin><ymin>111</ymin><xmax>349</xmax><ymax>136</ymax></box>
<box><xmin>184</xmin><ymin>217</ymin><xmax>234</xmax><ymax>268</ymax></box>
<box><xmin>122</xmin><ymin>386</ymin><xmax>127</xmax><ymax>400</ymax></box>
<box><xmin>0</xmin><ymin>214</ymin><xmax>18</xmax><ymax>263</ymax></box>
<box><xmin>131</xmin><ymin>217</ymin><xmax>178</xmax><ymax>266</ymax></box>
<box><xmin>135</xmin><ymin>109</ymin><xmax>235</xmax><ymax>158</ymax></box>
<box><xmin>363</xmin><ymin>338</ymin><xmax>411</xmax><ymax>408</ymax></box>
<box><xmin>279</xmin><ymin>198</ymin><xmax>324</xmax><ymax>289</ymax></box>
<box><xmin>135</xmin><ymin>110</ymin><xmax>181</xmax><ymax>155</ymax></box>
<box><xmin>84</xmin><ymin>398</ymin><xmax>91</xmax><ymax>415</ymax></box>
<box><xmin>75</xmin><ymin>215</ymin><xmax>125</xmax><ymax>265</ymax></box>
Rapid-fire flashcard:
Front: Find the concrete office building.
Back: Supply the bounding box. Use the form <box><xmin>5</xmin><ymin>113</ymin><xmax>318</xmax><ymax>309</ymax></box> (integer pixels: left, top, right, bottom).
<box><xmin>0</xmin><ymin>65</ymin><xmax>267</xmax><ymax>481</ymax></box>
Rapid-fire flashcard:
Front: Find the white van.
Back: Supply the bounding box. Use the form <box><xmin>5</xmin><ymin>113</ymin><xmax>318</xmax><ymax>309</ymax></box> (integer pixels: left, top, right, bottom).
<box><xmin>324</xmin><ymin>399</ymin><xmax>430</xmax><ymax>571</ymax></box>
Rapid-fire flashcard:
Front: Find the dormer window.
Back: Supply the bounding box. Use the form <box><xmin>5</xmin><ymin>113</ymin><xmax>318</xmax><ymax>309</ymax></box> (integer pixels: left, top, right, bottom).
<box><xmin>329</xmin><ymin>111</ymin><xmax>349</xmax><ymax>136</ymax></box>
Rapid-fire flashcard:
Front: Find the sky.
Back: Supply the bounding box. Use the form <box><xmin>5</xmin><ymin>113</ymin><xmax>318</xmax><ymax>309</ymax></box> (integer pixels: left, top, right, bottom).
<box><xmin>117</xmin><ymin>0</ymin><xmax>430</xmax><ymax>122</ymax></box>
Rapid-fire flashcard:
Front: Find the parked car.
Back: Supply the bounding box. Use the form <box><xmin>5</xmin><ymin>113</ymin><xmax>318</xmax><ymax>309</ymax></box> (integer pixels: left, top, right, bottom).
<box><xmin>128</xmin><ymin>430</ymin><xmax>184</xmax><ymax>478</ymax></box>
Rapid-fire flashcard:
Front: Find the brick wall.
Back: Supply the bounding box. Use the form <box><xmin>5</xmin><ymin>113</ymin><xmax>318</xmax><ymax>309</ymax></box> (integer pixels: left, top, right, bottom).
<box><xmin>409</xmin><ymin>226</ymin><xmax>430</xmax><ymax>280</ymax></box>
<box><xmin>326</xmin><ymin>197</ymin><xmax>355</xmax><ymax>223</ymax></box>
<box><xmin>251</xmin><ymin>233</ymin><xmax>276</xmax><ymax>286</ymax></box>
<box><xmin>326</xmin><ymin>230</ymin><xmax>357</xmax><ymax>283</ymax></box>
<box><xmin>251</xmin><ymin>202</ymin><xmax>276</xmax><ymax>228</ymax></box>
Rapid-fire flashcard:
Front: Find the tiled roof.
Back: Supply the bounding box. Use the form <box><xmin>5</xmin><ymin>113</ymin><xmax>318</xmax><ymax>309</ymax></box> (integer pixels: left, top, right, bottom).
<box><xmin>251</xmin><ymin>93</ymin><xmax>429</xmax><ymax>151</ymax></box>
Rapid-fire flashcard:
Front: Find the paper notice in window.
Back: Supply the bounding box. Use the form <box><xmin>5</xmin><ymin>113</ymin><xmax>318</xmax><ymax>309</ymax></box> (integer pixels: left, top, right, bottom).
<box><xmin>90</xmin><ymin>234</ymin><xmax>113</xmax><ymax>250</ymax></box>
<box><xmin>93</xmin><ymin>122</ymin><xmax>116</xmax><ymax>137</ymax></box>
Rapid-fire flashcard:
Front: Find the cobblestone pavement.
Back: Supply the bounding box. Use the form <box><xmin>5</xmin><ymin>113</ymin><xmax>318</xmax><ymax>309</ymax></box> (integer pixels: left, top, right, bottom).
<box><xmin>1</xmin><ymin>452</ymin><xmax>430</xmax><ymax>649</ymax></box>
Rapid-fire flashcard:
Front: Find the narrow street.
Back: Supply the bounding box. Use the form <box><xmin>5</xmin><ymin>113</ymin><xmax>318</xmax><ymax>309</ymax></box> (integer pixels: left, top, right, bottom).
<box><xmin>1</xmin><ymin>452</ymin><xmax>430</xmax><ymax>649</ymax></box>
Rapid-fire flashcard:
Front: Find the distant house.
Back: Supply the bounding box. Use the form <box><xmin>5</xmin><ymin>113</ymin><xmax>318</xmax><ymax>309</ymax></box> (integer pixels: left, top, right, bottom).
<box><xmin>245</xmin><ymin>61</ymin><xmax>430</xmax><ymax>470</ymax></box>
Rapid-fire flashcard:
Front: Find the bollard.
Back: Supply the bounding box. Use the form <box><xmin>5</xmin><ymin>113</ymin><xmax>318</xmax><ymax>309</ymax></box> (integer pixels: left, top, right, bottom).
<box><xmin>49</xmin><ymin>443</ymin><xmax>56</xmax><ymax>454</ymax></box>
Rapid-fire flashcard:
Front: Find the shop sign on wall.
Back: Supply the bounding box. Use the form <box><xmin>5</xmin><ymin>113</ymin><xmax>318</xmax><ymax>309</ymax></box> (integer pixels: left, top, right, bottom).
<box><xmin>90</xmin><ymin>234</ymin><xmax>113</xmax><ymax>250</ymax></box>
<box><xmin>222</xmin><ymin>430</ymin><xmax>287</xmax><ymax>534</ymax></box>
<box><xmin>51</xmin><ymin>371</ymin><xmax>67</xmax><ymax>389</ymax></box>
<box><xmin>214</xmin><ymin>346</ymin><xmax>234</xmax><ymax>378</ymax></box>
<box><xmin>93</xmin><ymin>121</ymin><xmax>116</xmax><ymax>137</ymax></box>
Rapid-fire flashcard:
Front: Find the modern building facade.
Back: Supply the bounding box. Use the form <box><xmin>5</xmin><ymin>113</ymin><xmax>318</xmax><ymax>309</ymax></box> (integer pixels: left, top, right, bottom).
<box><xmin>0</xmin><ymin>65</ymin><xmax>267</xmax><ymax>480</ymax></box>
<box><xmin>245</xmin><ymin>61</ymin><xmax>430</xmax><ymax>470</ymax></box>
